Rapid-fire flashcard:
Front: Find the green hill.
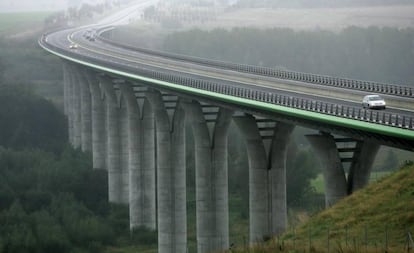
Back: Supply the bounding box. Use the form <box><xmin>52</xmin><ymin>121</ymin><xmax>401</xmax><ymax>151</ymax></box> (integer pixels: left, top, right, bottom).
<box><xmin>225</xmin><ymin>162</ymin><xmax>414</xmax><ymax>253</ymax></box>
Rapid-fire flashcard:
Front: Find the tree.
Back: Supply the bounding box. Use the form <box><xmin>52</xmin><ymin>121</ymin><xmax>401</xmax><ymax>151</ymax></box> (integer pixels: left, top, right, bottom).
<box><xmin>286</xmin><ymin>145</ymin><xmax>321</xmax><ymax>209</ymax></box>
<box><xmin>32</xmin><ymin>210</ymin><xmax>71</xmax><ymax>253</ymax></box>
<box><xmin>0</xmin><ymin>85</ymin><xmax>67</xmax><ymax>153</ymax></box>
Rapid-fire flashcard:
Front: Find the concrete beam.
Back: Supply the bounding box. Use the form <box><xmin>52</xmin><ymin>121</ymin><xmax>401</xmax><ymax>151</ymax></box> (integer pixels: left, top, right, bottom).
<box><xmin>100</xmin><ymin>76</ymin><xmax>125</xmax><ymax>204</ymax></box>
<box><xmin>84</xmin><ymin>71</ymin><xmax>106</xmax><ymax>170</ymax></box>
<box><xmin>77</xmin><ymin>70</ymin><xmax>92</xmax><ymax>152</ymax></box>
<box><xmin>119</xmin><ymin>83</ymin><xmax>156</xmax><ymax>230</ymax></box>
<box><xmin>70</xmin><ymin>66</ymin><xmax>82</xmax><ymax>149</ymax></box>
<box><xmin>348</xmin><ymin>140</ymin><xmax>380</xmax><ymax>193</ymax></box>
<box><xmin>146</xmin><ymin>90</ymin><xmax>187</xmax><ymax>253</ymax></box>
<box><xmin>307</xmin><ymin>133</ymin><xmax>348</xmax><ymax>207</ymax></box>
<box><xmin>184</xmin><ymin>100</ymin><xmax>232</xmax><ymax>252</ymax></box>
<box><xmin>269</xmin><ymin>122</ymin><xmax>294</xmax><ymax>235</ymax></box>
<box><xmin>234</xmin><ymin>115</ymin><xmax>294</xmax><ymax>242</ymax></box>
<box><xmin>119</xmin><ymin>95</ymin><xmax>130</xmax><ymax>204</ymax></box>
<box><xmin>234</xmin><ymin>114</ymin><xmax>270</xmax><ymax>243</ymax></box>
<box><xmin>65</xmin><ymin>64</ymin><xmax>75</xmax><ymax>146</ymax></box>
<box><xmin>62</xmin><ymin>62</ymin><xmax>70</xmax><ymax>117</ymax></box>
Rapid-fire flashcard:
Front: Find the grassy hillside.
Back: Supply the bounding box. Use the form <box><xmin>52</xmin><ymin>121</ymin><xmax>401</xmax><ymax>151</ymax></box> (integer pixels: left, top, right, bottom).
<box><xmin>225</xmin><ymin>162</ymin><xmax>414</xmax><ymax>253</ymax></box>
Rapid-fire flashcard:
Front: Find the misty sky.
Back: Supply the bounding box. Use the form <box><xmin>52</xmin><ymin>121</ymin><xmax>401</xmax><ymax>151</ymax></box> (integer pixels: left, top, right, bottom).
<box><xmin>0</xmin><ymin>0</ymin><xmax>113</xmax><ymax>12</ymax></box>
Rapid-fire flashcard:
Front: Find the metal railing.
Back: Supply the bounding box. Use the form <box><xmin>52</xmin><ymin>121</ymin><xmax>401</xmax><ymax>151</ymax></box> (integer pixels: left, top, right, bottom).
<box><xmin>96</xmin><ymin>27</ymin><xmax>414</xmax><ymax>98</ymax></box>
<box><xmin>39</xmin><ymin>35</ymin><xmax>414</xmax><ymax>131</ymax></box>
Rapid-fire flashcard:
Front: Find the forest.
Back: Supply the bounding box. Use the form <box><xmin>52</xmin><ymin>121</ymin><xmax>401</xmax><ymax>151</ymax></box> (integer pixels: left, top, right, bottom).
<box><xmin>0</xmin><ymin>84</ymin><xmax>162</xmax><ymax>253</ymax></box>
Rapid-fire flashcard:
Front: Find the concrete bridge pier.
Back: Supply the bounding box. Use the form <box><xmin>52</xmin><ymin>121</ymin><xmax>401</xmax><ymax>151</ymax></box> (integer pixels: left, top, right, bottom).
<box><xmin>146</xmin><ymin>90</ymin><xmax>187</xmax><ymax>253</ymax></box>
<box><xmin>76</xmin><ymin>69</ymin><xmax>92</xmax><ymax>152</ymax></box>
<box><xmin>347</xmin><ymin>140</ymin><xmax>380</xmax><ymax>193</ymax></box>
<box><xmin>269</xmin><ymin>122</ymin><xmax>295</xmax><ymax>235</ymax></box>
<box><xmin>307</xmin><ymin>133</ymin><xmax>379</xmax><ymax>206</ymax></box>
<box><xmin>234</xmin><ymin>114</ymin><xmax>294</xmax><ymax>243</ymax></box>
<box><xmin>119</xmin><ymin>83</ymin><xmax>156</xmax><ymax>230</ymax></box>
<box><xmin>62</xmin><ymin>63</ymin><xmax>70</xmax><ymax>117</ymax></box>
<box><xmin>99</xmin><ymin>76</ymin><xmax>129</xmax><ymax>204</ymax></box>
<box><xmin>84</xmin><ymin>70</ymin><xmax>107</xmax><ymax>170</ymax></box>
<box><xmin>184</xmin><ymin>100</ymin><xmax>233</xmax><ymax>253</ymax></box>
<box><xmin>307</xmin><ymin>133</ymin><xmax>348</xmax><ymax>207</ymax></box>
<box><xmin>69</xmin><ymin>66</ymin><xmax>82</xmax><ymax>149</ymax></box>
<box><xmin>63</xmin><ymin>64</ymin><xmax>75</xmax><ymax>146</ymax></box>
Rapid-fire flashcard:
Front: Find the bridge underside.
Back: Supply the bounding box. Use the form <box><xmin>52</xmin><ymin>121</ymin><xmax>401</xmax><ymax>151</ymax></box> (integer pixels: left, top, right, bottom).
<box><xmin>63</xmin><ymin>62</ymin><xmax>410</xmax><ymax>253</ymax></box>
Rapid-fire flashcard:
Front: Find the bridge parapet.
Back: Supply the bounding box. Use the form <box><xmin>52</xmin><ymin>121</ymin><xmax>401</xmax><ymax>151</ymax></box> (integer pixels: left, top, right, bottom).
<box><xmin>39</xmin><ymin>29</ymin><xmax>414</xmax><ymax>153</ymax></box>
<box><xmin>96</xmin><ymin>27</ymin><xmax>414</xmax><ymax>98</ymax></box>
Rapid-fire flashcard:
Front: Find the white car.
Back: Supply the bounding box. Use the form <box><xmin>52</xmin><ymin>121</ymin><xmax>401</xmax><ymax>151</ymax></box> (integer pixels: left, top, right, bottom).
<box><xmin>69</xmin><ymin>43</ymin><xmax>78</xmax><ymax>49</ymax></box>
<box><xmin>362</xmin><ymin>95</ymin><xmax>386</xmax><ymax>110</ymax></box>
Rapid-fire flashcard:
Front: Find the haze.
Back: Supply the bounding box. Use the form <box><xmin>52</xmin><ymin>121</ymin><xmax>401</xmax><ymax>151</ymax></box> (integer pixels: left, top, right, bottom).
<box><xmin>0</xmin><ymin>0</ymin><xmax>117</xmax><ymax>12</ymax></box>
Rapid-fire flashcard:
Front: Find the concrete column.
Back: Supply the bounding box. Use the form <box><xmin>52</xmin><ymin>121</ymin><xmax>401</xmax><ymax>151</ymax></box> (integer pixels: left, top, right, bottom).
<box><xmin>70</xmin><ymin>67</ymin><xmax>82</xmax><ymax>148</ymax></box>
<box><xmin>146</xmin><ymin>91</ymin><xmax>186</xmax><ymax>253</ymax></box>
<box><xmin>119</xmin><ymin>84</ymin><xmax>156</xmax><ymax>230</ymax></box>
<box><xmin>65</xmin><ymin>65</ymin><xmax>75</xmax><ymax>146</ymax></box>
<box><xmin>141</xmin><ymin>98</ymin><xmax>156</xmax><ymax>229</ymax></box>
<box><xmin>119</xmin><ymin>96</ymin><xmax>130</xmax><ymax>204</ymax></box>
<box><xmin>234</xmin><ymin>115</ymin><xmax>294</xmax><ymax>241</ymax></box>
<box><xmin>184</xmin><ymin>101</ymin><xmax>232</xmax><ymax>252</ymax></box>
<box><xmin>84</xmin><ymin>71</ymin><xmax>106</xmax><ymax>170</ymax></box>
<box><xmin>233</xmin><ymin>115</ymin><xmax>270</xmax><ymax>243</ymax></box>
<box><xmin>100</xmin><ymin>76</ymin><xmax>123</xmax><ymax>203</ymax></box>
<box><xmin>77</xmin><ymin>70</ymin><xmax>92</xmax><ymax>152</ymax></box>
<box><xmin>269</xmin><ymin>122</ymin><xmax>294</xmax><ymax>235</ymax></box>
<box><xmin>62</xmin><ymin>63</ymin><xmax>69</xmax><ymax>117</ymax></box>
<box><xmin>307</xmin><ymin>133</ymin><xmax>347</xmax><ymax>207</ymax></box>
<box><xmin>348</xmin><ymin>141</ymin><xmax>380</xmax><ymax>193</ymax></box>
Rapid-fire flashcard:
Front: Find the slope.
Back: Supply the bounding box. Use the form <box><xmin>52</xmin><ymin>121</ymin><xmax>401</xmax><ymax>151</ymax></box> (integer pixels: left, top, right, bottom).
<box><xmin>226</xmin><ymin>162</ymin><xmax>414</xmax><ymax>252</ymax></box>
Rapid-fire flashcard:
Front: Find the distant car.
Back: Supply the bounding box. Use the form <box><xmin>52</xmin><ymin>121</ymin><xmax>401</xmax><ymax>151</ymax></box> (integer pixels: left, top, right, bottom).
<box><xmin>362</xmin><ymin>95</ymin><xmax>386</xmax><ymax>109</ymax></box>
<box><xmin>69</xmin><ymin>43</ymin><xmax>78</xmax><ymax>49</ymax></box>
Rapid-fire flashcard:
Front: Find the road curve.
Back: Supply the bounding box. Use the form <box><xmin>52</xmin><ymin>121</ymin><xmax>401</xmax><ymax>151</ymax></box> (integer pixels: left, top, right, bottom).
<box><xmin>39</xmin><ymin>6</ymin><xmax>414</xmax><ymax>150</ymax></box>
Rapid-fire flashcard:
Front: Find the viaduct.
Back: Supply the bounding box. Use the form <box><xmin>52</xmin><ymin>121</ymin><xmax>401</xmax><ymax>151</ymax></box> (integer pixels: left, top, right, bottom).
<box><xmin>39</xmin><ymin>6</ymin><xmax>414</xmax><ymax>253</ymax></box>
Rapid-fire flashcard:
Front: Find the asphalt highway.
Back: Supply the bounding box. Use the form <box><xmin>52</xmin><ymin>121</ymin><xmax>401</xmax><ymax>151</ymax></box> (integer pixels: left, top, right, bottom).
<box><xmin>46</xmin><ymin>26</ymin><xmax>414</xmax><ymax>118</ymax></box>
<box><xmin>40</xmin><ymin>3</ymin><xmax>414</xmax><ymax>149</ymax></box>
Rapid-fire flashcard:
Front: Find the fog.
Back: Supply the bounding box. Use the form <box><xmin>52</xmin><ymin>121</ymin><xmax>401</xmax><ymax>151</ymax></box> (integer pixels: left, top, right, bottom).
<box><xmin>0</xmin><ymin>0</ymin><xmax>119</xmax><ymax>13</ymax></box>
<box><xmin>2</xmin><ymin>0</ymin><xmax>414</xmax><ymax>13</ymax></box>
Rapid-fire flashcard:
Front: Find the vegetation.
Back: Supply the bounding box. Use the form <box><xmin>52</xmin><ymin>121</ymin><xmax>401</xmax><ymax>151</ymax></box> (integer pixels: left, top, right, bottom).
<box><xmin>0</xmin><ymin>85</ymin><xmax>66</xmax><ymax>153</ymax></box>
<box><xmin>0</xmin><ymin>85</ymin><xmax>157</xmax><ymax>253</ymax></box>
<box><xmin>224</xmin><ymin>162</ymin><xmax>414</xmax><ymax>253</ymax></box>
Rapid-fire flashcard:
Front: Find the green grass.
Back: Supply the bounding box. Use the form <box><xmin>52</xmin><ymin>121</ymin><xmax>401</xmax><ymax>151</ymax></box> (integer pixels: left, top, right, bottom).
<box><xmin>0</xmin><ymin>12</ymin><xmax>51</xmax><ymax>35</ymax></box>
<box><xmin>224</xmin><ymin>162</ymin><xmax>414</xmax><ymax>253</ymax></box>
<box><xmin>103</xmin><ymin>245</ymin><xmax>157</xmax><ymax>253</ymax></box>
<box><xmin>311</xmin><ymin>174</ymin><xmax>325</xmax><ymax>193</ymax></box>
<box><xmin>311</xmin><ymin>172</ymin><xmax>393</xmax><ymax>194</ymax></box>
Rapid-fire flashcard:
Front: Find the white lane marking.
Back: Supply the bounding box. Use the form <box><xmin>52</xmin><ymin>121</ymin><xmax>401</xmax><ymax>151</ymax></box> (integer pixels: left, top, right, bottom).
<box><xmin>65</xmin><ymin>31</ymin><xmax>414</xmax><ymax>114</ymax></box>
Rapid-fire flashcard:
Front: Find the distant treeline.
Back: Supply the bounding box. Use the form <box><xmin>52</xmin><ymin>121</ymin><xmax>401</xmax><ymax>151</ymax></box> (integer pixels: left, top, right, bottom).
<box><xmin>234</xmin><ymin>0</ymin><xmax>414</xmax><ymax>8</ymax></box>
<box><xmin>163</xmin><ymin>26</ymin><xmax>414</xmax><ymax>85</ymax></box>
